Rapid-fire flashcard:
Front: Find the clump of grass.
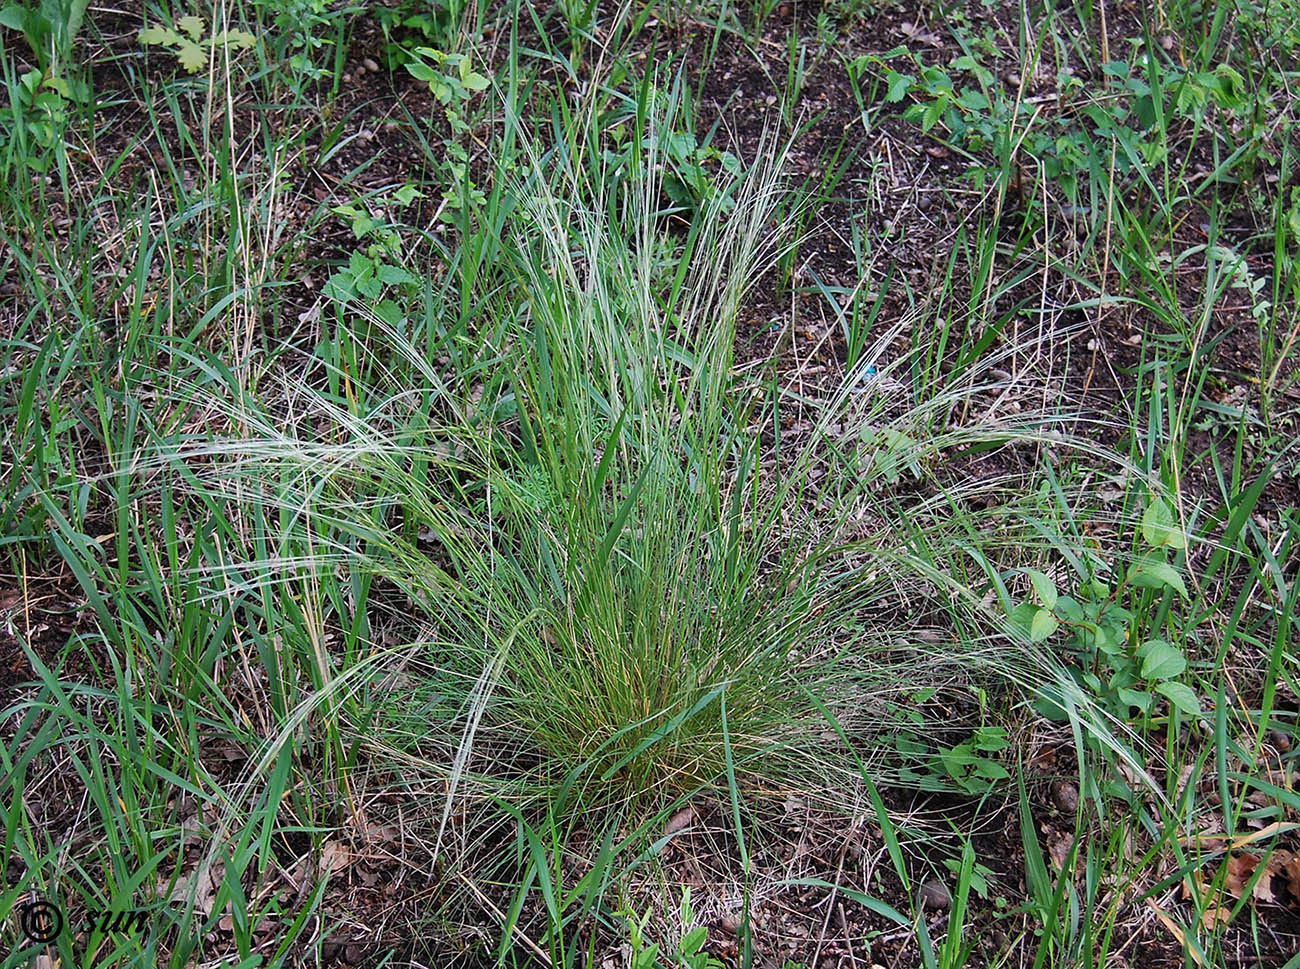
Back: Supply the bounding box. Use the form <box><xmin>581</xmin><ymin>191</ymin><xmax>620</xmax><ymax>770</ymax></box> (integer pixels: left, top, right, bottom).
<box><xmin>184</xmin><ymin>101</ymin><xmax>1135</xmax><ymax>840</ymax></box>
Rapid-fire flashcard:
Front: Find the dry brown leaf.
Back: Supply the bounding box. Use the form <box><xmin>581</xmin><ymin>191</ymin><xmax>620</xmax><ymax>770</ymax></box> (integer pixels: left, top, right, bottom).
<box><xmin>1256</xmin><ymin>850</ymin><xmax>1294</xmax><ymax>903</ymax></box>
<box><xmin>1286</xmin><ymin>854</ymin><xmax>1300</xmax><ymax>902</ymax></box>
<box><xmin>1222</xmin><ymin>850</ymin><xmax>1293</xmax><ymax>904</ymax></box>
<box><xmin>1047</xmin><ymin>834</ymin><xmax>1075</xmax><ymax>872</ymax></box>
<box><xmin>320</xmin><ymin>840</ymin><xmax>351</xmax><ymax>876</ymax></box>
<box><xmin>165</xmin><ymin>860</ymin><xmax>224</xmax><ymax>916</ymax></box>
<box><xmin>664</xmin><ymin>806</ymin><xmax>696</xmax><ymax>837</ymax></box>
<box><xmin>1223</xmin><ymin>852</ymin><xmax>1261</xmax><ymax>899</ymax></box>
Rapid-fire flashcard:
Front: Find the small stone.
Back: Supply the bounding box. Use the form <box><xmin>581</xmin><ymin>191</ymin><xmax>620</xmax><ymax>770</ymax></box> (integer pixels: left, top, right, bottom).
<box><xmin>342</xmin><ymin>73</ymin><xmax>352</xmax><ymax>83</ymax></box>
<box><xmin>718</xmin><ymin>913</ymin><xmax>742</xmax><ymax>934</ymax></box>
<box><xmin>778</xmin><ymin>2</ymin><xmax>792</xmax><ymax>14</ymax></box>
<box><xmin>362</xmin><ymin>57</ymin><xmax>380</xmax><ymax>73</ymax></box>
<box><xmin>1159</xmin><ymin>34</ymin><xmax>1175</xmax><ymax>50</ymax></box>
<box><xmin>1051</xmin><ymin>779</ymin><xmax>1079</xmax><ymax>814</ymax></box>
<box><xmin>354</xmin><ymin>65</ymin><xmax>366</xmax><ymax>78</ymax></box>
<box><xmin>919</xmin><ymin>878</ymin><xmax>952</xmax><ymax>910</ymax></box>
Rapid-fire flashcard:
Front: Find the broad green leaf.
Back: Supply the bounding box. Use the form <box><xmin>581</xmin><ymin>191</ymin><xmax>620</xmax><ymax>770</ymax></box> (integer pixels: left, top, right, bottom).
<box><xmin>1029</xmin><ymin>607</ymin><xmax>1058</xmax><ymax>642</ymax></box>
<box><xmin>405</xmin><ymin>62</ymin><xmax>440</xmax><ymax>82</ymax></box>
<box><xmin>1142</xmin><ymin>497</ymin><xmax>1186</xmax><ymax>549</ymax></box>
<box><xmin>1156</xmin><ymin>681</ymin><xmax>1202</xmax><ymax>716</ymax></box>
<box><xmin>1093</xmin><ymin>623</ymin><xmax>1122</xmax><ymax>654</ymax></box>
<box><xmin>1007</xmin><ymin>601</ymin><xmax>1038</xmax><ymax>639</ymax></box>
<box><xmin>0</xmin><ymin>5</ymin><xmax>28</xmax><ymax>31</ymax></box>
<box><xmin>1054</xmin><ymin>595</ymin><xmax>1083</xmax><ymax>623</ymax></box>
<box><xmin>1139</xmin><ymin>639</ymin><xmax>1186</xmax><ymax>680</ymax></box>
<box><xmin>378</xmin><ymin>264</ymin><xmax>418</xmax><ymax>286</ymax></box>
<box><xmin>1025</xmin><ymin>569</ymin><xmax>1058</xmax><ymax>609</ymax></box>
<box><xmin>462</xmin><ymin>71</ymin><xmax>490</xmax><ymax>91</ymax></box>
<box><xmin>392</xmin><ymin>184</ymin><xmax>422</xmax><ymax>206</ymax></box>
<box><xmin>1117</xmin><ymin>687</ymin><xmax>1154</xmax><ymax>713</ymax></box>
<box><xmin>1128</xmin><ymin>558</ymin><xmax>1188</xmax><ymax>598</ymax></box>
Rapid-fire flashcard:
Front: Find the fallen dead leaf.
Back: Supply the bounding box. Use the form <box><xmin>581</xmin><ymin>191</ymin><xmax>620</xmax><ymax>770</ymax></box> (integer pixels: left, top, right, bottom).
<box><xmin>1223</xmin><ymin>853</ymin><xmax>1262</xmax><ymax>900</ymax></box>
<box><xmin>664</xmin><ymin>806</ymin><xmax>696</xmax><ymax>837</ymax></box>
<box><xmin>165</xmin><ymin>860</ymin><xmax>224</xmax><ymax>917</ymax></box>
<box><xmin>320</xmin><ymin>839</ymin><xmax>351</xmax><ymax>876</ymax></box>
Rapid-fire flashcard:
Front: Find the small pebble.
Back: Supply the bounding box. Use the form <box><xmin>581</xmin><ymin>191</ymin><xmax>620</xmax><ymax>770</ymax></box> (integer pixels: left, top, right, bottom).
<box><xmin>362</xmin><ymin>57</ymin><xmax>380</xmax><ymax>73</ymax></box>
<box><xmin>355</xmin><ymin>65</ymin><xmax>366</xmax><ymax>78</ymax></box>
<box><xmin>920</xmin><ymin>878</ymin><xmax>952</xmax><ymax>910</ymax></box>
<box><xmin>1051</xmin><ymin>779</ymin><xmax>1079</xmax><ymax>814</ymax></box>
<box><xmin>1159</xmin><ymin>34</ymin><xmax>1175</xmax><ymax>51</ymax></box>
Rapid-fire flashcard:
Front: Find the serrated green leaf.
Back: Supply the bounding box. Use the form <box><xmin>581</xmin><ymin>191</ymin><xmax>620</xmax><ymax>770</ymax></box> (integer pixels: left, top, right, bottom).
<box><xmin>138</xmin><ymin>24</ymin><xmax>180</xmax><ymax>46</ymax></box>
<box><xmin>885</xmin><ymin>70</ymin><xmax>913</xmax><ymax>102</ymax></box>
<box><xmin>1025</xmin><ymin>569</ymin><xmax>1058</xmax><ymax>609</ymax></box>
<box><xmin>175</xmin><ymin>39</ymin><xmax>207</xmax><ymax>72</ymax></box>
<box><xmin>213</xmin><ymin>29</ymin><xmax>256</xmax><ymax>50</ymax></box>
<box><xmin>177</xmin><ymin>15</ymin><xmax>204</xmax><ymax>41</ymax></box>
<box><xmin>377</xmin><ymin>264</ymin><xmax>418</xmax><ymax>286</ymax></box>
<box><xmin>1139</xmin><ymin>639</ymin><xmax>1186</xmax><ymax>680</ymax></box>
<box><xmin>1156</xmin><ymin>681</ymin><xmax>1201</xmax><ymax>715</ymax></box>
